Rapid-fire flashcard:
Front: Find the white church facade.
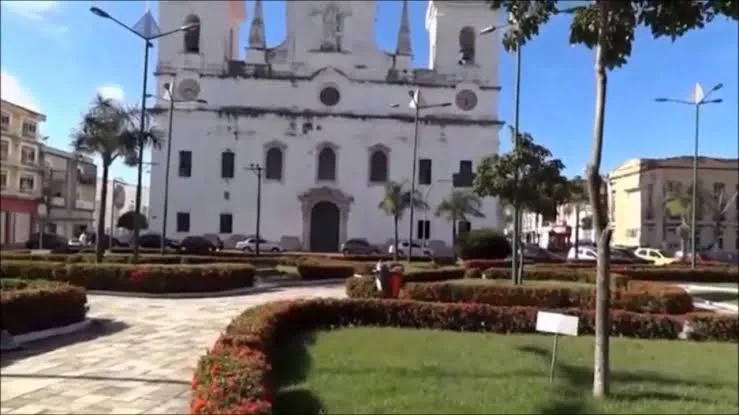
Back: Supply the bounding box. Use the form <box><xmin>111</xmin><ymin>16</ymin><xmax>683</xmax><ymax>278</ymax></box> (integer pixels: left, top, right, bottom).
<box><xmin>149</xmin><ymin>0</ymin><xmax>503</xmax><ymax>252</ymax></box>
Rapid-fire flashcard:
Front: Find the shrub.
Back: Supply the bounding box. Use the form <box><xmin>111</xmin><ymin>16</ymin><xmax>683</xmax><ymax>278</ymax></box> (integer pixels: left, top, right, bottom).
<box><xmin>191</xmin><ymin>298</ymin><xmax>735</xmax><ymax>414</ymax></box>
<box><xmin>345</xmin><ymin>276</ymin><xmax>384</xmax><ymax>298</ymax></box>
<box><xmin>402</xmin><ymin>268</ymin><xmax>466</xmax><ymax>284</ymax></box>
<box><xmin>295</xmin><ymin>257</ymin><xmax>356</xmax><ymax>280</ymax></box>
<box><xmin>456</xmin><ymin>228</ymin><xmax>512</xmax><ymax>259</ymax></box>
<box><xmin>1</xmin><ymin>278</ymin><xmax>88</xmax><ymax>335</ymax></box>
<box><xmin>0</xmin><ymin>261</ymin><xmax>255</xmax><ymax>293</ymax></box>
<box><xmin>400</xmin><ymin>281</ymin><xmax>694</xmax><ymax>314</ymax></box>
<box><xmin>617</xmin><ymin>268</ymin><xmax>738</xmax><ymax>283</ymax></box>
<box><xmin>686</xmin><ymin>314</ymin><xmax>739</xmax><ymax>342</ymax></box>
<box><xmin>464</xmin><ymin>268</ymin><xmax>483</xmax><ymax>279</ymax></box>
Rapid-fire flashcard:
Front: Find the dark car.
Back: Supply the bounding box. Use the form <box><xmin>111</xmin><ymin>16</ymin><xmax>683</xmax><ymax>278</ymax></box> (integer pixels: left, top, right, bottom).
<box><xmin>180</xmin><ymin>235</ymin><xmax>219</xmax><ymax>254</ymax></box>
<box><xmin>139</xmin><ymin>233</ymin><xmax>180</xmax><ymax>249</ymax></box>
<box><xmin>702</xmin><ymin>250</ymin><xmax>739</xmax><ymax>264</ymax></box>
<box><xmin>201</xmin><ymin>234</ymin><xmax>224</xmax><ymax>251</ymax></box>
<box><xmin>340</xmin><ymin>238</ymin><xmax>380</xmax><ymax>255</ymax></box>
<box><xmin>25</xmin><ymin>233</ymin><xmax>68</xmax><ymax>249</ymax></box>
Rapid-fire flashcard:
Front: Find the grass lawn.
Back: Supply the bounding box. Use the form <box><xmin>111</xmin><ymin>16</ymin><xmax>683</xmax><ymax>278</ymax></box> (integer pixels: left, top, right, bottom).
<box><xmin>272</xmin><ymin>328</ymin><xmax>738</xmax><ymax>414</ymax></box>
<box><xmin>454</xmin><ymin>279</ymin><xmax>594</xmax><ymax>289</ymax></box>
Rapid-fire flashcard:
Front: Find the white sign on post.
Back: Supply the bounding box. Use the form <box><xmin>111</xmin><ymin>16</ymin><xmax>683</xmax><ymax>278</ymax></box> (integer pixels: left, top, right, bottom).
<box><xmin>535</xmin><ymin>311</ymin><xmax>580</xmax><ymax>382</ymax></box>
<box><xmin>536</xmin><ymin>311</ymin><xmax>580</xmax><ymax>336</ymax></box>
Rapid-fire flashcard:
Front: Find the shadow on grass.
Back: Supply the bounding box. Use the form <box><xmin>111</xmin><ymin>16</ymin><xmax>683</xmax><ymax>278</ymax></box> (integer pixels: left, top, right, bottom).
<box><xmin>271</xmin><ymin>331</ymin><xmax>325</xmax><ymax>415</ymax></box>
<box><xmin>517</xmin><ymin>344</ymin><xmax>727</xmax><ymax>414</ymax></box>
<box><xmin>1</xmin><ymin>318</ymin><xmax>129</xmax><ymax>368</ymax></box>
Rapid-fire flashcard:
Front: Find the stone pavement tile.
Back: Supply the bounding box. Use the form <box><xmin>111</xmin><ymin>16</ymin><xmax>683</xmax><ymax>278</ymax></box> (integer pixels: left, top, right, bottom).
<box><xmin>8</xmin><ymin>404</ymin><xmax>47</xmax><ymax>414</ymax></box>
<box><xmin>1</xmin><ymin>378</ymin><xmax>58</xmax><ymax>401</ymax></box>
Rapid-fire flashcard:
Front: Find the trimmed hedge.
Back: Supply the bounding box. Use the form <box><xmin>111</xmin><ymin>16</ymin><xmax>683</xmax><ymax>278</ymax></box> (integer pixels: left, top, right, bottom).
<box><xmin>191</xmin><ymin>298</ymin><xmax>738</xmax><ymax>414</ymax></box>
<box><xmin>1</xmin><ymin>278</ymin><xmax>88</xmax><ymax>335</ymax></box>
<box><xmin>400</xmin><ymin>281</ymin><xmax>694</xmax><ymax>314</ymax></box>
<box><xmin>0</xmin><ymin>260</ymin><xmax>255</xmax><ymax>293</ymax></box>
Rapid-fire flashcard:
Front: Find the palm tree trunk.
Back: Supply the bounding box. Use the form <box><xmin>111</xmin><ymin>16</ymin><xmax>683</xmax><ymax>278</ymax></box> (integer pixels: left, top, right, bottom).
<box><xmin>451</xmin><ymin>220</ymin><xmax>457</xmax><ymax>258</ymax></box>
<box><xmin>393</xmin><ymin>215</ymin><xmax>399</xmax><ymax>262</ymax></box>
<box><xmin>96</xmin><ymin>163</ymin><xmax>110</xmax><ymax>263</ymax></box>
<box><xmin>574</xmin><ymin>206</ymin><xmax>581</xmax><ymax>259</ymax></box>
<box><xmin>590</xmin><ymin>0</ymin><xmax>612</xmax><ymax>398</ymax></box>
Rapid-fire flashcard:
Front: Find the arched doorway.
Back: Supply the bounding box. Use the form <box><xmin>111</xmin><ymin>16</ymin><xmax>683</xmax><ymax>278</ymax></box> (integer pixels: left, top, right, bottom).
<box><xmin>310</xmin><ymin>201</ymin><xmax>340</xmax><ymax>252</ymax></box>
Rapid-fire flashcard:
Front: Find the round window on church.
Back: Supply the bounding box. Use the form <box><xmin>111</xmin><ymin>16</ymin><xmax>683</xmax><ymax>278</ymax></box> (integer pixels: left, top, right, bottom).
<box><xmin>319</xmin><ymin>86</ymin><xmax>341</xmax><ymax>106</ymax></box>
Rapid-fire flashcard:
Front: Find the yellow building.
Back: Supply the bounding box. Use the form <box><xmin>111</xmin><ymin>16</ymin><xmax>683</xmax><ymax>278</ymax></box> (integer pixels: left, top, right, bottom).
<box><xmin>1</xmin><ymin>99</ymin><xmax>45</xmax><ymax>245</ymax></box>
<box><xmin>608</xmin><ymin>156</ymin><xmax>739</xmax><ymax>251</ymax></box>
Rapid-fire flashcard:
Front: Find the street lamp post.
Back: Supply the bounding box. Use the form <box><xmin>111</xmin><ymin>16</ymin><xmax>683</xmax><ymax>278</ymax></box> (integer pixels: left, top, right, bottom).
<box><xmin>146</xmin><ymin>83</ymin><xmax>207</xmax><ymax>255</ymax></box>
<box><xmin>90</xmin><ymin>6</ymin><xmax>199</xmax><ymax>261</ymax></box>
<box><xmin>246</xmin><ymin>163</ymin><xmax>264</xmax><ymax>256</ymax></box>
<box><xmin>391</xmin><ymin>90</ymin><xmax>452</xmax><ymax>261</ymax></box>
<box><xmin>655</xmin><ymin>82</ymin><xmax>723</xmax><ymax>270</ymax></box>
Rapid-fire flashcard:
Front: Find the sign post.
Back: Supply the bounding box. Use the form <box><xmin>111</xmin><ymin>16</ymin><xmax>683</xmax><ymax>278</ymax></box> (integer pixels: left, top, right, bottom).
<box><xmin>535</xmin><ymin>311</ymin><xmax>579</xmax><ymax>383</ymax></box>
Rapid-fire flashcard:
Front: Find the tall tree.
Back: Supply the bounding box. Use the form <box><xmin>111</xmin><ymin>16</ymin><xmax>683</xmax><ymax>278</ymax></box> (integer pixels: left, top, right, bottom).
<box><xmin>116</xmin><ymin>210</ymin><xmax>149</xmax><ymax>232</ymax></box>
<box><xmin>487</xmin><ymin>0</ymin><xmax>736</xmax><ymax>397</ymax></box>
<box><xmin>435</xmin><ymin>190</ymin><xmax>486</xmax><ymax>250</ymax></box>
<box><xmin>475</xmin><ymin>127</ymin><xmax>568</xmax><ymax>277</ymax></box>
<box><xmin>704</xmin><ymin>188</ymin><xmax>738</xmax><ymax>251</ymax></box>
<box><xmin>378</xmin><ymin>181</ymin><xmax>428</xmax><ymax>261</ymax></box>
<box><xmin>72</xmin><ymin>95</ymin><xmax>161</xmax><ymax>262</ymax></box>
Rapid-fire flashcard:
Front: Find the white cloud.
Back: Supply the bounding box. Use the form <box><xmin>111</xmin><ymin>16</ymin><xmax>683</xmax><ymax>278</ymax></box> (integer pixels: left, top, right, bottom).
<box><xmin>97</xmin><ymin>85</ymin><xmax>125</xmax><ymax>101</ymax></box>
<box><xmin>0</xmin><ymin>71</ymin><xmax>41</xmax><ymax>113</ymax></box>
<box><xmin>1</xmin><ymin>1</ymin><xmax>68</xmax><ymax>35</ymax></box>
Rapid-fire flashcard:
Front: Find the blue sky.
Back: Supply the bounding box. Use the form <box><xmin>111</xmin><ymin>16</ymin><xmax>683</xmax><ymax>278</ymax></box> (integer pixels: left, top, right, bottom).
<box><xmin>1</xmin><ymin>0</ymin><xmax>736</xmax><ymax>185</ymax></box>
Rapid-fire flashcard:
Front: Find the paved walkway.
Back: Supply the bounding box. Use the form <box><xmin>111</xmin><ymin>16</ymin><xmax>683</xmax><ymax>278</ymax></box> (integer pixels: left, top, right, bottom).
<box><xmin>1</xmin><ymin>285</ymin><xmax>346</xmax><ymax>414</ymax></box>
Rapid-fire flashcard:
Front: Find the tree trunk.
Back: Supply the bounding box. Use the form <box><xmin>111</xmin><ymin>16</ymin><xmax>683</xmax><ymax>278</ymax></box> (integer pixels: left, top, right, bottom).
<box><xmin>589</xmin><ymin>0</ymin><xmax>612</xmax><ymax>398</ymax></box>
<box><xmin>393</xmin><ymin>215</ymin><xmax>399</xmax><ymax>262</ymax></box>
<box><xmin>574</xmin><ymin>206</ymin><xmax>581</xmax><ymax>259</ymax></box>
<box><xmin>451</xmin><ymin>220</ymin><xmax>457</xmax><ymax>258</ymax></box>
<box><xmin>96</xmin><ymin>163</ymin><xmax>110</xmax><ymax>263</ymax></box>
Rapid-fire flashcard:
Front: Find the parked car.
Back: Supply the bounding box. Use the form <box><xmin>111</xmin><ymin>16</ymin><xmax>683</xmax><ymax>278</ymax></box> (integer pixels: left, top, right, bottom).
<box><xmin>25</xmin><ymin>233</ymin><xmax>68</xmax><ymax>250</ymax></box>
<box><xmin>180</xmin><ymin>235</ymin><xmax>219</xmax><ymax>254</ymax></box>
<box><xmin>340</xmin><ymin>238</ymin><xmax>381</xmax><ymax>255</ymax></box>
<box><xmin>567</xmin><ymin>246</ymin><xmax>597</xmax><ymax>261</ymax></box>
<box><xmin>201</xmin><ymin>234</ymin><xmax>224</xmax><ymax>251</ymax></box>
<box><xmin>139</xmin><ymin>233</ymin><xmax>180</xmax><ymax>249</ymax></box>
<box><xmin>235</xmin><ymin>237</ymin><xmax>283</xmax><ymax>253</ymax></box>
<box><xmin>633</xmin><ymin>247</ymin><xmax>679</xmax><ymax>266</ymax></box>
<box><xmin>388</xmin><ymin>241</ymin><xmax>434</xmax><ymax>258</ymax></box>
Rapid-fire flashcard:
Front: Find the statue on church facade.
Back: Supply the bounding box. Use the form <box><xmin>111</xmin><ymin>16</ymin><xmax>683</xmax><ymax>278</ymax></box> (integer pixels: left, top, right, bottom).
<box><xmin>320</xmin><ymin>3</ymin><xmax>343</xmax><ymax>52</ymax></box>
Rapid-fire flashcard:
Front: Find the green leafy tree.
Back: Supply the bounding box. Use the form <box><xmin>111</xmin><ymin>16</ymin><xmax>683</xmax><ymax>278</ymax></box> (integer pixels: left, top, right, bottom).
<box><xmin>116</xmin><ymin>210</ymin><xmax>149</xmax><ymax>232</ymax></box>
<box><xmin>703</xmin><ymin>188</ymin><xmax>738</xmax><ymax>251</ymax></box>
<box><xmin>435</xmin><ymin>190</ymin><xmax>486</xmax><ymax>250</ymax></box>
<box><xmin>72</xmin><ymin>95</ymin><xmax>162</xmax><ymax>262</ymax></box>
<box><xmin>378</xmin><ymin>181</ymin><xmax>428</xmax><ymax>261</ymax></box>
<box><xmin>487</xmin><ymin>0</ymin><xmax>736</xmax><ymax>397</ymax></box>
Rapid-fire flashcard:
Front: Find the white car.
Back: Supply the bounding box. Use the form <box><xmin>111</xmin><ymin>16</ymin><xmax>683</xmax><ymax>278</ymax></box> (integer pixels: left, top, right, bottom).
<box><xmin>388</xmin><ymin>241</ymin><xmax>434</xmax><ymax>258</ymax></box>
<box><xmin>235</xmin><ymin>237</ymin><xmax>283</xmax><ymax>253</ymax></box>
<box><xmin>633</xmin><ymin>247</ymin><xmax>678</xmax><ymax>266</ymax></box>
<box><xmin>567</xmin><ymin>246</ymin><xmax>597</xmax><ymax>261</ymax></box>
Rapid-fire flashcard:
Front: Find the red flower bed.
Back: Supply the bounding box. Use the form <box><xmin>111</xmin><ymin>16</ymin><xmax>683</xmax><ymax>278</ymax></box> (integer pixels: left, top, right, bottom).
<box><xmin>399</xmin><ymin>280</ymin><xmax>694</xmax><ymax>314</ymax></box>
<box><xmin>190</xmin><ymin>298</ymin><xmax>738</xmax><ymax>414</ymax></box>
<box><xmin>0</xmin><ymin>261</ymin><xmax>255</xmax><ymax>293</ymax></box>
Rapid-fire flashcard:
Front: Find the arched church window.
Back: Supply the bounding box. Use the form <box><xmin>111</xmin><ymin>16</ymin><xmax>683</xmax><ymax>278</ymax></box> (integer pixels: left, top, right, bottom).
<box><xmin>317</xmin><ymin>146</ymin><xmax>336</xmax><ymax>181</ymax></box>
<box><xmin>458</xmin><ymin>26</ymin><xmax>476</xmax><ymax>65</ymax></box>
<box><xmin>183</xmin><ymin>15</ymin><xmax>201</xmax><ymax>54</ymax></box>
<box><xmin>369</xmin><ymin>150</ymin><xmax>388</xmax><ymax>183</ymax></box>
<box><xmin>265</xmin><ymin>147</ymin><xmax>283</xmax><ymax>180</ymax></box>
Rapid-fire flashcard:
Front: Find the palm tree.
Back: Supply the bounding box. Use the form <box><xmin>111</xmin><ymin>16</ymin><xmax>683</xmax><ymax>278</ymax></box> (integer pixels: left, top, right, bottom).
<box><xmin>435</xmin><ymin>190</ymin><xmax>485</xmax><ymax>251</ymax></box>
<box><xmin>567</xmin><ymin>176</ymin><xmax>589</xmax><ymax>258</ymax></box>
<box><xmin>664</xmin><ymin>181</ymin><xmax>709</xmax><ymax>261</ymax></box>
<box><xmin>72</xmin><ymin>95</ymin><xmax>162</xmax><ymax>262</ymax></box>
<box><xmin>378</xmin><ymin>181</ymin><xmax>427</xmax><ymax>261</ymax></box>
<box><xmin>702</xmin><ymin>188</ymin><xmax>737</xmax><ymax>251</ymax></box>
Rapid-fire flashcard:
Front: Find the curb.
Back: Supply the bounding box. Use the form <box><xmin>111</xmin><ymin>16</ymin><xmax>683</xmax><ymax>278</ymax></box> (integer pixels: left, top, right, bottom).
<box><xmin>3</xmin><ymin>319</ymin><xmax>93</xmax><ymax>350</ymax></box>
<box><xmin>85</xmin><ymin>278</ymin><xmax>347</xmax><ymax>299</ymax></box>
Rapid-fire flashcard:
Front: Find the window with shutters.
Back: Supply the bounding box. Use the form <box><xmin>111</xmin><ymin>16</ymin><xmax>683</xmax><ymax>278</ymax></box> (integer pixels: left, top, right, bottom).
<box><xmin>418</xmin><ymin>159</ymin><xmax>432</xmax><ymax>185</ymax></box>
<box><xmin>219</xmin><ymin>213</ymin><xmax>233</xmax><ymax>234</ymax></box>
<box><xmin>221</xmin><ymin>151</ymin><xmax>235</xmax><ymax>178</ymax></box>
<box><xmin>179</xmin><ymin>151</ymin><xmax>192</xmax><ymax>177</ymax></box>
<box><xmin>176</xmin><ymin>212</ymin><xmax>190</xmax><ymax>232</ymax></box>
<box><xmin>416</xmin><ymin>220</ymin><xmax>431</xmax><ymax>240</ymax></box>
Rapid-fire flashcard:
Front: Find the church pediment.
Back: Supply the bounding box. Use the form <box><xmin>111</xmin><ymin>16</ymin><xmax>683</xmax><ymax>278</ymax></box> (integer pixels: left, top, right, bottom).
<box><xmin>308</xmin><ymin>67</ymin><xmax>350</xmax><ymax>82</ymax></box>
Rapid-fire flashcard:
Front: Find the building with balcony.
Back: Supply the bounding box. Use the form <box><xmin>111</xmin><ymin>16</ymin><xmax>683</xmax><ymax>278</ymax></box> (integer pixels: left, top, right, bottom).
<box><xmin>1</xmin><ymin>99</ymin><xmax>45</xmax><ymax>245</ymax></box>
<box><xmin>608</xmin><ymin>156</ymin><xmax>739</xmax><ymax>251</ymax></box>
<box><xmin>41</xmin><ymin>146</ymin><xmax>98</xmax><ymax>239</ymax></box>
<box><xmin>94</xmin><ymin>179</ymin><xmax>150</xmax><ymax>241</ymax></box>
